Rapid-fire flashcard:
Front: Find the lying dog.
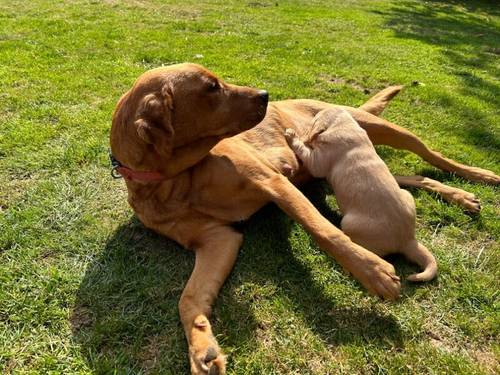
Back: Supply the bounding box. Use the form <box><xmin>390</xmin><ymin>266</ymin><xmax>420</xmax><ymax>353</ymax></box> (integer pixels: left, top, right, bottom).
<box><xmin>110</xmin><ymin>63</ymin><xmax>498</xmax><ymax>374</ymax></box>
<box><xmin>285</xmin><ymin>109</ymin><xmax>437</xmax><ymax>281</ymax></box>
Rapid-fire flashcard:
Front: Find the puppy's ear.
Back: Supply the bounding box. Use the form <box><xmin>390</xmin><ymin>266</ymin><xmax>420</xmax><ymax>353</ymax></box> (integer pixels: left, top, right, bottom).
<box><xmin>135</xmin><ymin>86</ymin><xmax>174</xmax><ymax>158</ymax></box>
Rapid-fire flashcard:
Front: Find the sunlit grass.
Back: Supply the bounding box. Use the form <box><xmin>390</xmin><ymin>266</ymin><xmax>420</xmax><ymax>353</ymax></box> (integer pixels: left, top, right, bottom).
<box><xmin>0</xmin><ymin>1</ymin><xmax>498</xmax><ymax>374</ymax></box>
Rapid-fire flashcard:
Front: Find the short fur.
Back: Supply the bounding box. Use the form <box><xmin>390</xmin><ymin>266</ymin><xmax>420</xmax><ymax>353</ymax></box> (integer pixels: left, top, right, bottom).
<box><xmin>110</xmin><ymin>64</ymin><xmax>498</xmax><ymax>374</ymax></box>
<box><xmin>285</xmin><ymin>109</ymin><xmax>437</xmax><ymax>282</ymax></box>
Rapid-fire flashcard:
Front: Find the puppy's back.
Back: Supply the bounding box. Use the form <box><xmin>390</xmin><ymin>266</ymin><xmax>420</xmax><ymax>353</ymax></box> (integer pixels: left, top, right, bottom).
<box><xmin>311</xmin><ymin>108</ymin><xmax>373</xmax><ymax>158</ymax></box>
<box><xmin>314</xmin><ymin>109</ymin><xmax>405</xmax><ymax>214</ymax></box>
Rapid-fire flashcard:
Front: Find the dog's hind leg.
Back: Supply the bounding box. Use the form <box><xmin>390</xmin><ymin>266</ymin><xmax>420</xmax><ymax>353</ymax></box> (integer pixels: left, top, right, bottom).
<box><xmin>349</xmin><ymin>108</ymin><xmax>500</xmax><ymax>185</ymax></box>
<box><xmin>359</xmin><ymin>85</ymin><xmax>404</xmax><ymax>116</ymax></box>
<box><xmin>395</xmin><ymin>175</ymin><xmax>481</xmax><ymax>213</ymax></box>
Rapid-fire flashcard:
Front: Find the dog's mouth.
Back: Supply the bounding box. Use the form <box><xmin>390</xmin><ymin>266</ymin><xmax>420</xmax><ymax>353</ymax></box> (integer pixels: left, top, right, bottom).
<box><xmin>256</xmin><ymin>102</ymin><xmax>268</xmax><ymax>120</ymax></box>
<box><xmin>249</xmin><ymin>101</ymin><xmax>268</xmax><ymax>126</ymax></box>
<box><xmin>227</xmin><ymin>103</ymin><xmax>268</xmax><ymax>135</ymax></box>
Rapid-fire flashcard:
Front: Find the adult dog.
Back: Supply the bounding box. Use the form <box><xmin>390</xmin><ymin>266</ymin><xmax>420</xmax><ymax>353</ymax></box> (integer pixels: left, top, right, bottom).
<box><xmin>110</xmin><ymin>63</ymin><xmax>498</xmax><ymax>374</ymax></box>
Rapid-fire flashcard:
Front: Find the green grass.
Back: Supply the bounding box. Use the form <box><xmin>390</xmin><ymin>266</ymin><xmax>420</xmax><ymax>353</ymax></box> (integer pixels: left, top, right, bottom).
<box><xmin>0</xmin><ymin>0</ymin><xmax>499</xmax><ymax>373</ymax></box>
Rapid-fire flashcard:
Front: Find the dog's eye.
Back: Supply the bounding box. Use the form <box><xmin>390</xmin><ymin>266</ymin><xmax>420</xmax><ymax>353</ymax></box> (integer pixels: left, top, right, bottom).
<box><xmin>207</xmin><ymin>81</ymin><xmax>219</xmax><ymax>92</ymax></box>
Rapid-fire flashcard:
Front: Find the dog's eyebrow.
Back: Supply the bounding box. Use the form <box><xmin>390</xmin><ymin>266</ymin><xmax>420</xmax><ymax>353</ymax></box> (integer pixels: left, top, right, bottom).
<box><xmin>202</xmin><ymin>76</ymin><xmax>221</xmax><ymax>90</ymax></box>
<box><xmin>203</xmin><ymin>76</ymin><xmax>219</xmax><ymax>85</ymax></box>
<box><xmin>200</xmin><ymin>71</ymin><xmax>219</xmax><ymax>83</ymax></box>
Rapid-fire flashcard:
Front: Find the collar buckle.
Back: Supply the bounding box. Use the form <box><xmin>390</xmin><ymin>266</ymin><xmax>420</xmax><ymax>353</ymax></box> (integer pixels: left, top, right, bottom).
<box><xmin>109</xmin><ymin>149</ymin><xmax>123</xmax><ymax>179</ymax></box>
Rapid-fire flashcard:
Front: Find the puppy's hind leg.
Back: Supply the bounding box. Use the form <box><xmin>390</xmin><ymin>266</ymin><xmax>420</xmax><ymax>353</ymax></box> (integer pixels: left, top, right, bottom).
<box><xmin>402</xmin><ymin>240</ymin><xmax>437</xmax><ymax>282</ymax></box>
<box><xmin>258</xmin><ymin>174</ymin><xmax>401</xmax><ymax>300</ymax></box>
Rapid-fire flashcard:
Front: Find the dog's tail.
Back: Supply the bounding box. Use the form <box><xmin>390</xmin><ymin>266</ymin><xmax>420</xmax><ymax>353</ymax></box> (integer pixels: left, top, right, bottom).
<box><xmin>359</xmin><ymin>85</ymin><xmax>404</xmax><ymax>116</ymax></box>
<box><xmin>402</xmin><ymin>240</ymin><xmax>438</xmax><ymax>282</ymax></box>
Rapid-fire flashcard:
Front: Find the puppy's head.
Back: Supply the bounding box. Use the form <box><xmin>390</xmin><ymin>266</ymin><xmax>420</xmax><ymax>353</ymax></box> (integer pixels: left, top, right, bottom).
<box><xmin>118</xmin><ymin>63</ymin><xmax>268</xmax><ymax>159</ymax></box>
<box><xmin>304</xmin><ymin>108</ymin><xmax>359</xmax><ymax>147</ymax></box>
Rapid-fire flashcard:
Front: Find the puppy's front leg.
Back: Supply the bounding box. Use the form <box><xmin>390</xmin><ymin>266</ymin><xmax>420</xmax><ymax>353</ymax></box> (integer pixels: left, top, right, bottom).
<box><xmin>285</xmin><ymin>128</ymin><xmax>312</xmax><ymax>163</ymax></box>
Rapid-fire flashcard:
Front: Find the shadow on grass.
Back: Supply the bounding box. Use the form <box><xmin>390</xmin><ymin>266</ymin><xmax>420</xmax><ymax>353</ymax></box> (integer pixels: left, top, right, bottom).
<box><xmin>72</xmin><ymin>182</ymin><xmax>406</xmax><ymax>373</ymax></box>
<box><xmin>373</xmin><ymin>0</ymin><xmax>500</xmax><ymax>155</ymax></box>
<box><xmin>71</xmin><ymin>218</ymin><xmax>193</xmax><ymax>373</ymax></box>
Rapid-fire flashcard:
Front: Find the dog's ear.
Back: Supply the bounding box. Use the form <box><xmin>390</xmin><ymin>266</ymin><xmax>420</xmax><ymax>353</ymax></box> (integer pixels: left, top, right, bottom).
<box><xmin>135</xmin><ymin>85</ymin><xmax>174</xmax><ymax>158</ymax></box>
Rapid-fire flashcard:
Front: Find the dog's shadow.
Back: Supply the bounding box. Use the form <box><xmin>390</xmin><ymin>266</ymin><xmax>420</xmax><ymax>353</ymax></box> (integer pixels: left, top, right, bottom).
<box><xmin>72</xmin><ymin>181</ymin><xmax>412</xmax><ymax>373</ymax></box>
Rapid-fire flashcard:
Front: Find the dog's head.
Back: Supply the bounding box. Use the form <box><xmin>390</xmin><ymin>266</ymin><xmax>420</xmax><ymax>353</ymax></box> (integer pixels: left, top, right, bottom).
<box><xmin>112</xmin><ymin>63</ymin><xmax>268</xmax><ymax>164</ymax></box>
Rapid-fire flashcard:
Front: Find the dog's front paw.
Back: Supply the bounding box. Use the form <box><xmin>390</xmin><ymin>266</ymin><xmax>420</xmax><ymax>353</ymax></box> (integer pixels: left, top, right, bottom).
<box><xmin>189</xmin><ymin>317</ymin><xmax>226</xmax><ymax>375</ymax></box>
<box><xmin>190</xmin><ymin>344</ymin><xmax>226</xmax><ymax>375</ymax></box>
<box><xmin>351</xmin><ymin>252</ymin><xmax>401</xmax><ymax>300</ymax></box>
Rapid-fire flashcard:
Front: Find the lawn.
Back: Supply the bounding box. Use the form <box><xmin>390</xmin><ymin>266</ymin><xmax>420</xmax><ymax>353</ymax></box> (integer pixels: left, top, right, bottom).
<box><xmin>0</xmin><ymin>0</ymin><xmax>498</xmax><ymax>374</ymax></box>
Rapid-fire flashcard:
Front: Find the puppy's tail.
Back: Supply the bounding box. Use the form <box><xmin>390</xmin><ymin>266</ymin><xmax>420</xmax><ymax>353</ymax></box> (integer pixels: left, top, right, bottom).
<box><xmin>359</xmin><ymin>85</ymin><xmax>404</xmax><ymax>116</ymax></box>
<box><xmin>402</xmin><ymin>240</ymin><xmax>437</xmax><ymax>282</ymax></box>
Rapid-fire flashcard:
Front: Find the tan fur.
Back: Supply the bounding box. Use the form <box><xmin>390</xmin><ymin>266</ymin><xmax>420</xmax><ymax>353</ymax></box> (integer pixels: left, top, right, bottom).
<box><xmin>110</xmin><ymin>64</ymin><xmax>499</xmax><ymax>374</ymax></box>
<box><xmin>285</xmin><ymin>109</ymin><xmax>437</xmax><ymax>282</ymax></box>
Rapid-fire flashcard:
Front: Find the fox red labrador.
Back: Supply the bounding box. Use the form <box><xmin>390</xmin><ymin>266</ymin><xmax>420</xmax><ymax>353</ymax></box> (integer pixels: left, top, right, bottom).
<box><xmin>110</xmin><ymin>63</ymin><xmax>498</xmax><ymax>374</ymax></box>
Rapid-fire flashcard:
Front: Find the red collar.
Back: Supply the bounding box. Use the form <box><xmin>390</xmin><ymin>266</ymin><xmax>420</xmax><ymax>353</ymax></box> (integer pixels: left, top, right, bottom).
<box><xmin>110</xmin><ymin>151</ymin><xmax>166</xmax><ymax>182</ymax></box>
<box><xmin>115</xmin><ymin>165</ymin><xmax>166</xmax><ymax>182</ymax></box>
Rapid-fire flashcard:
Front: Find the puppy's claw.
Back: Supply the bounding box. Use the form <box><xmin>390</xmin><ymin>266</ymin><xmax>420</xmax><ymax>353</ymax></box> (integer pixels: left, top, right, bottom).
<box><xmin>284</xmin><ymin>128</ymin><xmax>297</xmax><ymax>143</ymax></box>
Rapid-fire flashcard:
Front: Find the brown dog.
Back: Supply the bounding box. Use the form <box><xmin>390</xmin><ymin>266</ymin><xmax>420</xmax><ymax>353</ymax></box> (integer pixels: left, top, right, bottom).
<box><xmin>110</xmin><ymin>63</ymin><xmax>498</xmax><ymax>374</ymax></box>
<box><xmin>285</xmin><ymin>109</ymin><xmax>437</xmax><ymax>282</ymax></box>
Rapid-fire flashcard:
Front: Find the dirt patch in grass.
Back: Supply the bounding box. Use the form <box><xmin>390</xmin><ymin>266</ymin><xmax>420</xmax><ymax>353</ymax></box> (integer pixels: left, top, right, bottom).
<box><xmin>319</xmin><ymin>74</ymin><xmax>372</xmax><ymax>94</ymax></box>
<box><xmin>70</xmin><ymin>305</ymin><xmax>93</xmax><ymax>332</ymax></box>
<box><xmin>471</xmin><ymin>348</ymin><xmax>499</xmax><ymax>375</ymax></box>
<box><xmin>0</xmin><ymin>176</ymin><xmax>35</xmax><ymax>211</ymax></box>
<box><xmin>138</xmin><ymin>335</ymin><xmax>164</xmax><ymax>373</ymax></box>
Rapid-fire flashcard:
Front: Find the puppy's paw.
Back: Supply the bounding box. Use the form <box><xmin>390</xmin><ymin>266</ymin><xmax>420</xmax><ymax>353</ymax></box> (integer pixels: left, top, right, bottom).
<box><xmin>282</xmin><ymin>163</ymin><xmax>295</xmax><ymax>177</ymax></box>
<box><xmin>284</xmin><ymin>128</ymin><xmax>297</xmax><ymax>142</ymax></box>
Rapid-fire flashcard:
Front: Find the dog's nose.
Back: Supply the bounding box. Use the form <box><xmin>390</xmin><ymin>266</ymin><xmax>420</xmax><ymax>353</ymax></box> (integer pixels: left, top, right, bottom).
<box><xmin>258</xmin><ymin>90</ymin><xmax>269</xmax><ymax>103</ymax></box>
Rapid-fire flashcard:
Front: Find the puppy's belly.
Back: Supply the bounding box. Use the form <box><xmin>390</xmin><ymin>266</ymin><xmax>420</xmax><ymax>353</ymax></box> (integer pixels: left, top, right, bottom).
<box><xmin>340</xmin><ymin>211</ymin><xmax>405</xmax><ymax>254</ymax></box>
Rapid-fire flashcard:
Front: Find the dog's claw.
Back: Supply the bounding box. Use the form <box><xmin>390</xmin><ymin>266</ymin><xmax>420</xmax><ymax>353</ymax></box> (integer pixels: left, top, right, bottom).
<box><xmin>190</xmin><ymin>343</ymin><xmax>226</xmax><ymax>375</ymax></box>
<box><xmin>463</xmin><ymin>168</ymin><xmax>500</xmax><ymax>185</ymax></box>
<box><xmin>457</xmin><ymin>193</ymin><xmax>481</xmax><ymax>214</ymax></box>
<box><xmin>351</xmin><ymin>254</ymin><xmax>401</xmax><ymax>300</ymax></box>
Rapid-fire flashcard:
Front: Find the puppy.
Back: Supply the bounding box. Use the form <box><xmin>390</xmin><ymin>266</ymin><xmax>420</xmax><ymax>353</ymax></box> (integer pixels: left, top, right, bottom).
<box><xmin>285</xmin><ymin>108</ymin><xmax>437</xmax><ymax>281</ymax></box>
